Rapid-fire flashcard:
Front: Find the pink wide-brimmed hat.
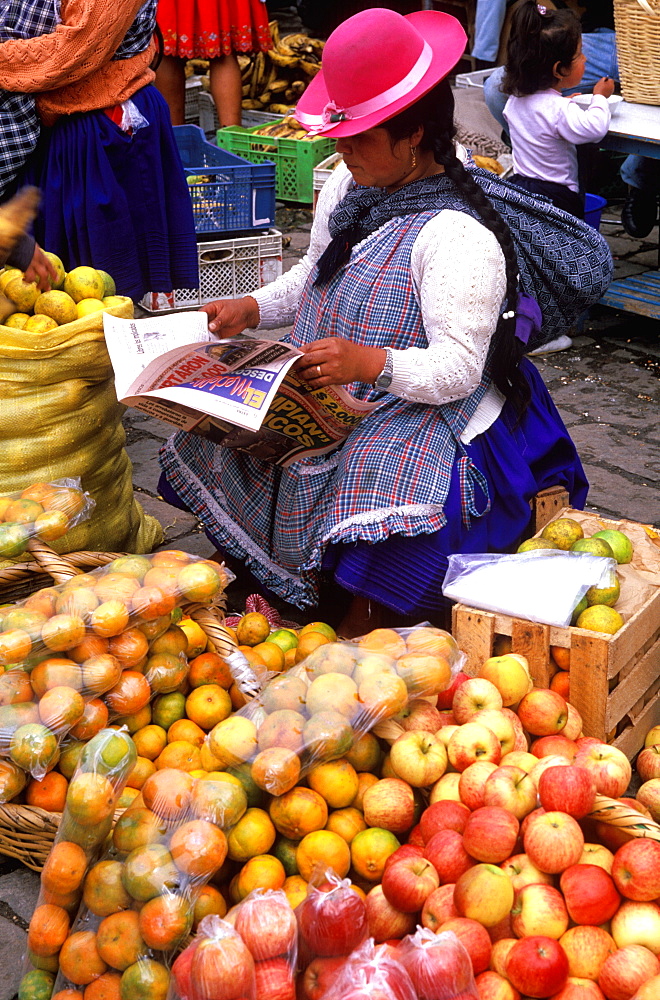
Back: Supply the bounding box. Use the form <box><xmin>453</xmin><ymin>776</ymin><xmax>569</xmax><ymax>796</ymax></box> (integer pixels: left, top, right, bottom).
<box><xmin>295</xmin><ymin>7</ymin><xmax>467</xmax><ymax>138</ymax></box>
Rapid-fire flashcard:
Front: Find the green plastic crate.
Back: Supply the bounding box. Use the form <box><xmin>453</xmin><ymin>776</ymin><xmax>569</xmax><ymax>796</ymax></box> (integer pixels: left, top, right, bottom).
<box><xmin>216</xmin><ymin>125</ymin><xmax>335</xmax><ymax>204</ymax></box>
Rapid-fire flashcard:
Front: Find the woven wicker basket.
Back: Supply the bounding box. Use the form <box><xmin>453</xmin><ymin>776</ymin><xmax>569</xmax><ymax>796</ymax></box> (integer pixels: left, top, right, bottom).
<box><xmin>0</xmin><ymin>539</ymin><xmax>242</xmax><ymax>872</ymax></box>
<box><xmin>613</xmin><ymin>0</ymin><xmax>660</xmax><ymax>105</ymax></box>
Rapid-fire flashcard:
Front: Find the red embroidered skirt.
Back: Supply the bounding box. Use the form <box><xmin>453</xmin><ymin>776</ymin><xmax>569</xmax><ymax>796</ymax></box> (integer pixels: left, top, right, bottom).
<box><xmin>157</xmin><ymin>0</ymin><xmax>272</xmax><ymax>58</ymax></box>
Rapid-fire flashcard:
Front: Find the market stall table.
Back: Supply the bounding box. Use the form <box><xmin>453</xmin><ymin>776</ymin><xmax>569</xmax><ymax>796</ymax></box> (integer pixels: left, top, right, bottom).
<box><xmin>599</xmin><ymin>99</ymin><xmax>660</xmax><ymax>319</ymax></box>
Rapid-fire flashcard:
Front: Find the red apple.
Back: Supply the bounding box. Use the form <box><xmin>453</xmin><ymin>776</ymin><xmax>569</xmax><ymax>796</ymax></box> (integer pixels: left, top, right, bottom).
<box><xmin>419</xmin><ymin>799</ymin><xmax>470</xmax><ymax>841</ymax></box>
<box><xmin>407</xmin><ymin>823</ymin><xmax>425</xmax><ymax>846</ymax></box>
<box><xmin>389</xmin><ymin>730</ymin><xmax>448</xmax><ymax>788</ymax></box>
<box><xmin>500</xmin><ymin>750</ymin><xmax>538</xmax><ymax>772</ymax></box>
<box><xmin>559</xmin><ymin>925</ymin><xmax>616</xmax><ymax>981</ymax></box>
<box><xmin>300</xmin><ymin>958</ymin><xmax>346</xmax><ymax>1000</ymax></box>
<box><xmin>610</xmin><ymin>900</ymin><xmax>660</xmax><ymax>954</ymax></box>
<box><xmin>530</xmin><ymin>734</ymin><xmax>578</xmax><ymax>760</ymax></box>
<box><xmin>448</xmin><ymin>723</ymin><xmax>502</xmax><ymax>772</ymax></box>
<box><xmin>458</xmin><ymin>760</ymin><xmax>500</xmax><ymax>811</ymax></box>
<box><xmin>574</xmin><ymin>743</ymin><xmax>632</xmax><ymax>799</ymax></box>
<box><xmin>365</xmin><ymin>884</ymin><xmax>418</xmax><ymax>943</ymax></box>
<box><xmin>172</xmin><ymin>942</ymin><xmax>195</xmax><ymax>1000</ymax></box>
<box><xmin>423</xmin><ymin>829</ymin><xmax>474</xmax><ymax>884</ymax></box>
<box><xmin>598</xmin><ymin>945</ymin><xmax>660</xmax><ymax>1000</ymax></box>
<box><xmin>297</xmin><ymin>882</ymin><xmax>368</xmax><ymax>957</ymax></box>
<box><xmin>191</xmin><ymin>932</ymin><xmax>255</xmax><ymax>1000</ymax></box>
<box><xmin>537</xmin><ymin>764</ymin><xmax>597</xmax><ymax>819</ymax></box>
<box><xmin>611</xmin><ymin>839</ymin><xmax>660</xmax><ymax>901</ymax></box>
<box><xmin>529</xmin><ymin>755</ymin><xmax>573</xmax><ymax>789</ymax></box>
<box><xmin>501</xmin><ymin>708</ymin><xmax>530</xmax><ymax>752</ymax></box>
<box><xmin>635</xmin><ymin>745</ymin><xmax>660</xmax><ymax>783</ymax></box>
<box><xmin>521</xmin><ymin>805</ymin><xmax>546</xmax><ymax>839</ymax></box>
<box><xmin>436</xmin><ymin>670</ymin><xmax>469</xmax><ymax>710</ymax></box>
<box><xmin>523</xmin><ymin>810</ymin><xmax>584</xmax><ymax>874</ymax></box>
<box><xmin>429</xmin><ymin>771</ymin><xmax>462</xmax><ymax>804</ymax></box>
<box><xmin>474</xmin><ymin>970</ymin><xmax>521</xmax><ymax>999</ymax></box>
<box><xmin>234</xmin><ymin>894</ymin><xmax>297</xmax><ymax>960</ymax></box>
<box><xmin>399</xmin><ymin>927</ymin><xmax>475</xmax><ymax>999</ymax></box>
<box><xmin>631</xmin><ymin>973</ymin><xmax>660</xmax><ymax>999</ymax></box>
<box><xmin>384</xmin><ymin>845</ymin><xmax>425</xmax><ymax>871</ymax></box>
<box><xmin>436</xmin><ymin>710</ymin><xmax>456</xmax><ymax>727</ymax></box>
<box><xmin>636</xmin><ymin>779</ymin><xmax>660</xmax><ymax>823</ymax></box>
<box><xmin>362</xmin><ymin>778</ymin><xmax>416</xmax><ymax>834</ymax></box>
<box><xmin>499</xmin><ymin>853</ymin><xmax>554</xmax><ymax>892</ymax></box>
<box><xmin>394</xmin><ymin>699</ymin><xmax>444</xmax><ymax>733</ymax></box>
<box><xmin>559</xmin><ymin>863</ymin><xmax>621</xmax><ymax>925</ymax></box>
<box><xmin>490</xmin><ymin>938</ymin><xmax>517</xmax><ymax>978</ymax></box>
<box><xmin>452</xmin><ymin>677</ymin><xmax>503</xmax><ymax>724</ymax></box>
<box><xmin>477</xmin><ymin>653</ymin><xmax>533</xmax><ymax>707</ymax></box>
<box><xmin>438</xmin><ymin>916</ymin><xmax>492</xmax><ymax>976</ymax></box>
<box><xmin>551</xmin><ymin>980</ymin><xmax>606</xmax><ymax>1000</ymax></box>
<box><xmin>516</xmin><ymin>689</ymin><xmax>568</xmax><ymax>737</ymax></box>
<box><xmin>381</xmin><ymin>856</ymin><xmax>439</xmax><ymax>913</ymax></box>
<box><xmin>510</xmin><ymin>883</ymin><xmax>569</xmax><ymax>940</ymax></box>
<box><xmin>462</xmin><ymin>806</ymin><xmax>520</xmax><ymax>864</ymax></box>
<box><xmin>488</xmin><ymin>913</ymin><xmax>515</xmax><ymax>944</ymax></box>
<box><xmin>421</xmin><ymin>883</ymin><xmax>458</xmax><ymax>931</ymax></box>
<box><xmin>562</xmin><ymin>703</ymin><xmax>583</xmax><ymax>742</ymax></box>
<box><xmin>483</xmin><ymin>765</ymin><xmax>538</xmax><ymax>819</ymax></box>
<box><xmin>578</xmin><ymin>842</ymin><xmax>615</xmax><ymax>873</ymax></box>
<box><xmin>471</xmin><ymin>708</ymin><xmax>517</xmax><ymax>757</ymax></box>
<box><xmin>505</xmin><ymin>936</ymin><xmax>569</xmax><ymax>998</ymax></box>
<box><xmin>254</xmin><ymin>958</ymin><xmax>295</xmax><ymax>1000</ymax></box>
<box><xmin>454</xmin><ymin>863</ymin><xmax>515</xmax><ymax>928</ymax></box>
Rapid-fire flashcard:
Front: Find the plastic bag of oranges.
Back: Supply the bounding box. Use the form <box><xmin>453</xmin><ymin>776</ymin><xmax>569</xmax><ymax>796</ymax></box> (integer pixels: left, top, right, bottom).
<box><xmin>0</xmin><ymin>550</ymin><xmax>234</xmax><ymax>781</ymax></box>
<box><xmin>321</xmin><ymin>937</ymin><xmax>417</xmax><ymax>1000</ymax></box>
<box><xmin>19</xmin><ymin>728</ymin><xmax>137</xmax><ymax>1000</ymax></box>
<box><xmin>0</xmin><ymin>477</ymin><xmax>95</xmax><ymax>560</ymax></box>
<box><xmin>172</xmin><ymin>914</ymin><xmax>257</xmax><ymax>1000</ymax></box>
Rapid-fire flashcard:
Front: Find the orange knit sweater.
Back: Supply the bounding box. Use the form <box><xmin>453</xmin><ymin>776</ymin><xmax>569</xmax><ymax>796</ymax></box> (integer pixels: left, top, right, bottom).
<box><xmin>0</xmin><ymin>0</ymin><xmax>156</xmax><ymax>125</ymax></box>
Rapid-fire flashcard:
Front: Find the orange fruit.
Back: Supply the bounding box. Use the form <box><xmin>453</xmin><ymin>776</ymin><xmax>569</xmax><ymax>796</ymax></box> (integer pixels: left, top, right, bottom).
<box><xmin>227</xmin><ymin>807</ymin><xmax>276</xmax><ymax>861</ymax></box>
<box><xmin>155</xmin><ymin>739</ymin><xmax>201</xmax><ymax>772</ymax></box>
<box><xmin>238</xmin><ymin>645</ymin><xmax>266</xmax><ymax>669</ymax></box>
<box><xmin>42</xmin><ymin>841</ymin><xmax>87</xmax><ymax>896</ymax></box>
<box><xmin>350</xmin><ymin>827</ymin><xmax>401</xmax><ymax>882</ymax></box>
<box><xmin>59</xmin><ymin>930</ymin><xmax>107</xmax><ymax>985</ymax></box>
<box><xmin>115</xmin><ymin>786</ymin><xmax>140</xmax><ymax>811</ymax></box>
<box><xmin>20</xmin><ymin>482</ymin><xmax>57</xmax><ymax>503</ymax></box>
<box><xmin>208</xmin><ymin>715</ymin><xmax>258</xmax><ymax>768</ymax></box>
<box><xmin>357</xmin><ymin>671</ymin><xmax>408</xmax><ymax>721</ymax></box>
<box><xmin>108</xmin><ymin>555</ymin><xmax>152</xmax><ymax>579</ymax></box>
<box><xmin>179</xmin><ymin>618</ymin><xmax>208</xmax><ymax>658</ymax></box>
<box><xmin>91</xmin><ymin>602</ymin><xmax>130</xmax><ymax>638</ymax></box>
<box><xmin>41</xmin><ymin>614</ymin><xmax>86</xmax><ymax>652</ymax></box>
<box><xmin>296</xmin><ymin>829</ymin><xmax>351</xmax><ymax>880</ymax></box>
<box><xmin>66</xmin><ymin>772</ymin><xmax>115</xmax><ymax>827</ymax></box>
<box><xmin>137</xmin><ymin>892</ymin><xmax>193</xmax><ymax>951</ymax></box>
<box><xmin>0</xmin><ymin>668</ymin><xmax>34</xmax><ymax>706</ymax></box>
<box><xmin>260</xmin><ymin>675</ymin><xmax>307</xmax><ymax>713</ymax></box>
<box><xmin>168</xmin><ymin>718</ymin><xmax>206</xmax><ymax>746</ymax></box>
<box><xmin>112</xmin><ymin>806</ymin><xmax>167</xmax><ymax>853</ymax></box>
<box><xmin>9</xmin><ymin>723</ymin><xmax>59</xmax><ymax>775</ymax></box>
<box><xmin>96</xmin><ymin>910</ymin><xmax>147</xmax><ymax>971</ymax></box>
<box><xmin>170</xmin><ymin>818</ymin><xmax>228</xmax><ymax>879</ymax></box>
<box><xmin>176</xmin><ymin>562</ymin><xmax>222</xmax><ymax>602</ymax></box>
<box><xmin>185</xmin><ymin>684</ymin><xmax>232</xmax><ymax>730</ymax></box>
<box><xmin>141</xmin><ymin>768</ymin><xmax>194</xmax><ymax>819</ymax></box>
<box><xmin>108</xmin><ymin>629</ymin><xmax>149</xmax><ymax>668</ymax></box>
<box><xmin>406</xmin><ymin>627</ymin><xmax>457</xmax><ymax>658</ymax></box>
<box><xmin>234</xmin><ymin>854</ymin><xmax>286</xmax><ymax>900</ymax></box>
<box><xmin>308</xmin><ymin>758</ymin><xmax>359</xmax><ymax>809</ymax></box>
<box><xmin>229</xmin><ymin>682</ymin><xmax>248</xmax><ymax>711</ymax></box>
<box><xmin>42</xmin><ymin>486</ymin><xmax>86</xmax><ymax>518</ymax></box>
<box><xmin>119</xmin><ymin>959</ymin><xmax>170</xmax><ymax>1000</ymax></box>
<box><xmin>70</xmin><ymin>699</ymin><xmax>109</xmax><ymax>741</ymax></box>
<box><xmin>114</xmin><ymin>704</ymin><xmax>152</xmax><ymax>734</ymax></box>
<box><xmin>550</xmin><ymin>670</ymin><xmax>570</xmax><ymax>699</ymax></box>
<box><xmin>132</xmin><ymin>725</ymin><xmax>168</xmax><ymax>760</ymax></box>
<box><xmin>104</xmin><ymin>671</ymin><xmax>151</xmax><ymax>716</ymax></box>
<box><xmin>4</xmin><ymin>498</ymin><xmax>43</xmax><ymax>523</ymax></box>
<box><xmin>550</xmin><ymin>645</ymin><xmax>571</xmax><ymax>670</ymax></box>
<box><xmin>251</xmin><ymin>747</ymin><xmax>301</xmax><ymax>796</ymax></box>
<box><xmin>396</xmin><ymin>652</ymin><xmax>451</xmax><ymax>697</ymax></box>
<box><xmin>56</xmin><ymin>589</ymin><xmax>99</xmax><ymax>619</ymax></box>
<box><xmin>68</xmin><ymin>635</ymin><xmax>109</xmax><ymax>664</ymax></box>
<box><xmin>125</xmin><ymin>756</ymin><xmax>157</xmax><ymax>790</ymax></box>
<box><xmin>31</xmin><ymin>658</ymin><xmax>82</xmax><ymax>697</ymax></box>
<box><xmin>28</xmin><ymin>903</ymin><xmax>70</xmax><ymax>956</ymax></box>
<box><xmin>345</xmin><ymin>732</ymin><xmax>382</xmax><ymax>773</ymax></box>
<box><xmin>235</xmin><ymin>612</ymin><xmax>270</xmax><ymax>646</ymax></box>
<box><xmin>325</xmin><ymin>806</ymin><xmax>367</xmax><ymax>844</ymax></box>
<box><xmin>143</xmin><ymin>566</ymin><xmax>181</xmax><ymax>597</ymax></box>
<box><xmin>26</xmin><ymin>771</ymin><xmax>68</xmax><ymax>811</ymax></box>
<box><xmin>54</xmin><ymin>992</ymin><xmax>84</xmax><ymax>1000</ymax></box>
<box><xmin>83</xmin><ymin>860</ymin><xmax>132</xmax><ymax>917</ymax></box>
<box><xmin>83</xmin><ymin>972</ymin><xmax>122</xmax><ymax>1000</ymax></box>
<box><xmin>24</xmin><ymin>587</ymin><xmax>59</xmax><ymax>617</ymax></box>
<box><xmin>39</xmin><ymin>887</ymin><xmax>80</xmax><ymax>911</ymax></box>
<box><xmin>282</xmin><ymin>874</ymin><xmax>308</xmax><ymax>910</ymax></box>
<box><xmin>131</xmin><ymin>586</ymin><xmax>176</xmax><ymax>621</ymax></box>
<box><xmin>253</xmin><ymin>641</ymin><xmax>285</xmax><ymax>672</ymax></box>
<box><xmin>257</xmin><ymin>708</ymin><xmax>306</xmax><ymax>754</ymax></box>
<box><xmin>57</xmin><ymin>741</ymin><xmax>86</xmax><ymax>780</ymax></box>
<box><xmin>193</xmin><ymin>885</ymin><xmax>227</xmax><ymax>927</ymax></box>
<box><xmin>306</xmin><ymin>673</ymin><xmax>358</xmax><ymax>719</ymax></box>
<box><xmin>93</xmin><ymin>574</ymin><xmax>140</xmax><ymax>606</ymax></box>
<box><xmin>0</xmin><ymin>758</ymin><xmax>27</xmax><ymax>802</ymax></box>
<box><xmin>121</xmin><ymin>843</ymin><xmax>179</xmax><ymax>902</ymax></box>
<box><xmin>0</xmin><ymin>628</ymin><xmax>32</xmax><ymax>664</ymax></box>
<box><xmin>38</xmin><ymin>685</ymin><xmax>85</xmax><ymax>733</ymax></box>
<box><xmin>294</xmin><ymin>631</ymin><xmax>331</xmax><ymax>664</ymax></box>
<box><xmin>302</xmin><ymin>711</ymin><xmax>354</xmax><ymax>761</ymax></box>
<box><xmin>191</xmin><ymin>776</ymin><xmax>248</xmax><ymax>829</ymax></box>
<box><xmin>144</xmin><ymin>652</ymin><xmax>188</xmax><ymax>694</ymax></box>
<box><xmin>358</xmin><ymin>629</ymin><xmax>407</xmax><ymax>658</ymax></box>
<box><xmin>188</xmin><ymin>651</ymin><xmax>233</xmax><ymax>689</ymax></box>
<box><xmin>269</xmin><ymin>786</ymin><xmax>328</xmax><ymax>840</ymax></box>
<box><xmin>81</xmin><ymin>654</ymin><xmax>123</xmax><ymax>696</ymax></box>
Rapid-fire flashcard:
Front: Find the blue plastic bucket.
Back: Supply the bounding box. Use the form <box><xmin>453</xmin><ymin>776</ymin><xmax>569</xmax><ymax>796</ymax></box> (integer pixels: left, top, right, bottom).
<box><xmin>584</xmin><ymin>193</ymin><xmax>607</xmax><ymax>230</ymax></box>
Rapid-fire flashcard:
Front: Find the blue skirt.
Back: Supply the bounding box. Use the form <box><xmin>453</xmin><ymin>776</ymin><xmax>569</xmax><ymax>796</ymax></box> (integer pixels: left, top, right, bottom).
<box><xmin>159</xmin><ymin>360</ymin><xmax>588</xmax><ymax>617</ymax></box>
<box><xmin>24</xmin><ymin>86</ymin><xmax>198</xmax><ymax>301</ymax></box>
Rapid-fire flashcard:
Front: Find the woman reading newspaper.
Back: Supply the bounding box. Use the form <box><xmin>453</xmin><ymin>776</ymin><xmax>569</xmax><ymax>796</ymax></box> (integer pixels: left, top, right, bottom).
<box><xmin>158</xmin><ymin>7</ymin><xmax>610</xmax><ymax>636</ymax></box>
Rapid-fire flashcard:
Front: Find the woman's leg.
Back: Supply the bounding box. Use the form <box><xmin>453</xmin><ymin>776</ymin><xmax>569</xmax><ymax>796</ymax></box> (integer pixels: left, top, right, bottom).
<box><xmin>210</xmin><ymin>54</ymin><xmax>242</xmax><ymax>128</ymax></box>
<box><xmin>154</xmin><ymin>55</ymin><xmax>187</xmax><ymax>126</ymax></box>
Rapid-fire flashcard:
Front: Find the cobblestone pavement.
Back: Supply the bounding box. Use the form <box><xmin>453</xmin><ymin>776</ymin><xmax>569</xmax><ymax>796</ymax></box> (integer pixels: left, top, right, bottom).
<box><xmin>1</xmin><ymin>206</ymin><xmax>658</xmax><ymax>1000</ymax></box>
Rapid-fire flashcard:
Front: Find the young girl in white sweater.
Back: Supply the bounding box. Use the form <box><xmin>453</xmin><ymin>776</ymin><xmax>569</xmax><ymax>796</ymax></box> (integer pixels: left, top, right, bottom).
<box><xmin>502</xmin><ymin>1</ymin><xmax>614</xmax><ymax>219</ymax></box>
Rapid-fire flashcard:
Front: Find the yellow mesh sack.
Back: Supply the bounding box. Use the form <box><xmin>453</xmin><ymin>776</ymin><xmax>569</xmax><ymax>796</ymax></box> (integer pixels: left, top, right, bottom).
<box><xmin>0</xmin><ymin>299</ymin><xmax>163</xmax><ymax>554</ymax></box>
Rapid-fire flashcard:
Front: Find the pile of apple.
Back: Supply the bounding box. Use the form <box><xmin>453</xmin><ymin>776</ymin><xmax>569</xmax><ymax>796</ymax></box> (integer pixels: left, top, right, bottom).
<box><xmin>326</xmin><ymin>652</ymin><xmax>660</xmax><ymax>1000</ymax></box>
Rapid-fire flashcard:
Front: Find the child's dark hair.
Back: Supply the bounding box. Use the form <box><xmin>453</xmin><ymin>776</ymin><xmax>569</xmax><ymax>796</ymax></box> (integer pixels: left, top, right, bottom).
<box><xmin>315</xmin><ymin>79</ymin><xmax>530</xmax><ymax>415</ymax></box>
<box><xmin>502</xmin><ymin>1</ymin><xmax>581</xmax><ymax>96</ymax></box>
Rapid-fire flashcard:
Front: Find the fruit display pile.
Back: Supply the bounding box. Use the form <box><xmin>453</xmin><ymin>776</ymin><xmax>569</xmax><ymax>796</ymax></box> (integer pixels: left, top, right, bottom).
<box><xmin>0</xmin><ymin>258</ymin><xmax>128</xmax><ymax>332</ymax></box>
<box><xmin>10</xmin><ymin>614</ymin><xmax>660</xmax><ymax>1000</ymax></box>
<box><xmin>0</xmin><ymin>481</ymin><xmax>93</xmax><ymax>559</ymax></box>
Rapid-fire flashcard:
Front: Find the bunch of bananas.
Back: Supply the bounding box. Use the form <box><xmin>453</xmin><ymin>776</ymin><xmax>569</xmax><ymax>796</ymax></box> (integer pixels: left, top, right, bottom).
<box><xmin>185</xmin><ymin>22</ymin><xmax>325</xmax><ymax>116</ymax></box>
<box><xmin>249</xmin><ymin>115</ymin><xmax>317</xmax><ymax>144</ymax></box>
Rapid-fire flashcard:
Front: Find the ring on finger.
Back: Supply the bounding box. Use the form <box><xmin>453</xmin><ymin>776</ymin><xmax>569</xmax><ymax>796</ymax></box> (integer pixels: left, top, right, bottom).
<box><xmin>316</xmin><ymin>365</ymin><xmax>322</xmax><ymax>377</ymax></box>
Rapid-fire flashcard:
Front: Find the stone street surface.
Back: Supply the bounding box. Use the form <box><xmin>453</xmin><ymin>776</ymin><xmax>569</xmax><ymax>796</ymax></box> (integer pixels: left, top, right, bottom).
<box><xmin>1</xmin><ymin>208</ymin><xmax>659</xmax><ymax>1000</ymax></box>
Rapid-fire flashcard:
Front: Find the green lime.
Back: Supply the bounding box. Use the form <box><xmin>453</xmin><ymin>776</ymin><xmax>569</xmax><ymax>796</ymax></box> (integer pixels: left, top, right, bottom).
<box><xmin>152</xmin><ymin>691</ymin><xmax>186</xmax><ymax>730</ymax></box>
<box><xmin>267</xmin><ymin>628</ymin><xmax>299</xmax><ymax>653</ymax></box>
<box><xmin>273</xmin><ymin>835</ymin><xmax>299</xmax><ymax>876</ymax></box>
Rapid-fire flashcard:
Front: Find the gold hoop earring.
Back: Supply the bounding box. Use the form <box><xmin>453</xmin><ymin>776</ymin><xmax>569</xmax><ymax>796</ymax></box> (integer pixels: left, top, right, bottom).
<box><xmin>410</xmin><ymin>146</ymin><xmax>417</xmax><ymax>170</ymax></box>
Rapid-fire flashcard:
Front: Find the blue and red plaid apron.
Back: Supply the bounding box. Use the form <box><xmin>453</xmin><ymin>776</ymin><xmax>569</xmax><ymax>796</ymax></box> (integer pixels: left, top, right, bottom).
<box><xmin>159</xmin><ymin>210</ymin><xmax>496</xmax><ymax>608</ymax></box>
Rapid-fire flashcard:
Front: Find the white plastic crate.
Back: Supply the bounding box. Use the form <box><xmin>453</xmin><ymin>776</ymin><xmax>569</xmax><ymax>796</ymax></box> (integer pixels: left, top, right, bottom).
<box><xmin>312</xmin><ymin>152</ymin><xmax>343</xmax><ymax>212</ymax></box>
<box><xmin>139</xmin><ymin>228</ymin><xmax>283</xmax><ymax>314</ymax></box>
<box><xmin>454</xmin><ymin>68</ymin><xmax>496</xmax><ymax>89</ymax></box>
<box><xmin>185</xmin><ymin>77</ymin><xmax>205</xmax><ymax>123</ymax></box>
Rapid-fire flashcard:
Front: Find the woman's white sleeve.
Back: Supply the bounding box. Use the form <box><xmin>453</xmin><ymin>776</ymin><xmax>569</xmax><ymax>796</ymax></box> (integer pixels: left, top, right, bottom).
<box><xmin>388</xmin><ymin>210</ymin><xmax>507</xmax><ymax>405</ymax></box>
<box><xmin>251</xmin><ymin>161</ymin><xmax>353</xmax><ymax>329</ymax></box>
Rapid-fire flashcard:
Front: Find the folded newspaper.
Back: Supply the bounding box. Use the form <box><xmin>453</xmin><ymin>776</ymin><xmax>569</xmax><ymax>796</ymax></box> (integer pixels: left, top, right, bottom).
<box><xmin>104</xmin><ymin>312</ymin><xmax>379</xmax><ymax>466</ymax></box>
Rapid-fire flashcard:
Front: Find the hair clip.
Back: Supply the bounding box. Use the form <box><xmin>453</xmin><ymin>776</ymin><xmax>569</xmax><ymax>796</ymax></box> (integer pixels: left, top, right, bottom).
<box><xmin>537</xmin><ymin>4</ymin><xmax>547</xmax><ymax>12</ymax></box>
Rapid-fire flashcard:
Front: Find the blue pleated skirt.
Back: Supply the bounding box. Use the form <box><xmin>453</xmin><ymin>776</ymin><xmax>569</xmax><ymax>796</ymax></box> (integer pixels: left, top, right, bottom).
<box><xmin>159</xmin><ymin>360</ymin><xmax>588</xmax><ymax>617</ymax></box>
<box><xmin>24</xmin><ymin>86</ymin><xmax>198</xmax><ymax>301</ymax></box>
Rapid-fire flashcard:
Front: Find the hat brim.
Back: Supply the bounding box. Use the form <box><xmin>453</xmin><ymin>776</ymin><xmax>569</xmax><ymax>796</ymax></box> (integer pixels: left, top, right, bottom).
<box><xmin>295</xmin><ymin>10</ymin><xmax>467</xmax><ymax>139</ymax></box>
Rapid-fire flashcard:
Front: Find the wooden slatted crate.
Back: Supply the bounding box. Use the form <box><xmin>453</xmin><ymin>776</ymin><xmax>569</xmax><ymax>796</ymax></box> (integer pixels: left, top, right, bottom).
<box><xmin>452</xmin><ymin>509</ymin><xmax>660</xmax><ymax>759</ymax></box>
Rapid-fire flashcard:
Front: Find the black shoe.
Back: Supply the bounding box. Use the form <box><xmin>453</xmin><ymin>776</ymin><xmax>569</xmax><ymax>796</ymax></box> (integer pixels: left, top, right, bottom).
<box><xmin>621</xmin><ymin>187</ymin><xmax>658</xmax><ymax>239</ymax></box>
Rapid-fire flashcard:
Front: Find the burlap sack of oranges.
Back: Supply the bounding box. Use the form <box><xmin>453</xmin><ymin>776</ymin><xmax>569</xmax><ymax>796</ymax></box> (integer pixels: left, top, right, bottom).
<box><xmin>0</xmin><ymin>301</ymin><xmax>162</xmax><ymax>555</ymax></box>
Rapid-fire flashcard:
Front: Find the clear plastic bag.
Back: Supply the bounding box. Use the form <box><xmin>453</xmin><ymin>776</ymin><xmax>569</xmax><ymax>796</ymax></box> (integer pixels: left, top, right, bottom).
<box><xmin>173</xmin><ymin>914</ymin><xmax>257</xmax><ymax>1000</ymax></box>
<box><xmin>442</xmin><ymin>550</ymin><xmax>619</xmax><ymax>627</ymax></box>
<box><xmin>297</xmin><ymin>871</ymin><xmax>369</xmax><ymax>960</ymax></box>
<box><xmin>0</xmin><ymin>478</ymin><xmax>95</xmax><ymax>559</ymax></box>
<box><xmin>232</xmin><ymin>889</ymin><xmax>297</xmax><ymax>1000</ymax></box>
<box><xmin>321</xmin><ymin>938</ymin><xmax>418</xmax><ymax>1000</ymax></box>
<box><xmin>397</xmin><ymin>927</ymin><xmax>478</xmax><ymax>1000</ymax></box>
